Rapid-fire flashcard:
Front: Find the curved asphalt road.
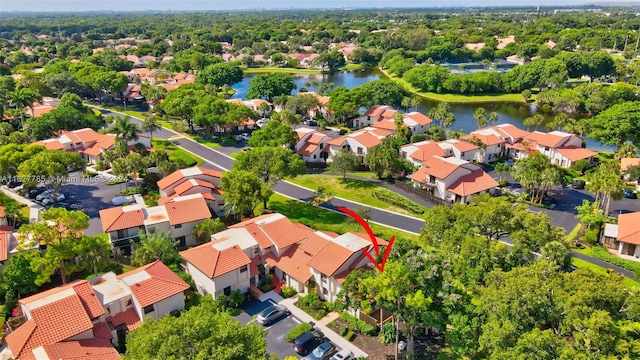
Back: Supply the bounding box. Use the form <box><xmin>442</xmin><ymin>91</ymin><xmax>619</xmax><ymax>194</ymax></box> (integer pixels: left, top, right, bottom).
<box><xmin>92</xmin><ymin>106</ymin><xmax>635</xmax><ymax>280</ymax></box>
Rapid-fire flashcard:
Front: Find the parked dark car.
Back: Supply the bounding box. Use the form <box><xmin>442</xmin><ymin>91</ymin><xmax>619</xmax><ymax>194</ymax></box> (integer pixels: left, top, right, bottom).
<box><xmin>304</xmin><ymin>342</ymin><xmax>338</xmax><ymax>360</ymax></box>
<box><xmin>304</xmin><ymin>120</ymin><xmax>318</xmax><ymax>126</ymax></box>
<box><xmin>541</xmin><ymin>196</ymin><xmax>558</xmax><ymax>206</ymax></box>
<box><xmin>624</xmin><ymin>189</ymin><xmax>638</xmax><ymax>199</ymax></box>
<box><xmin>26</xmin><ymin>187</ymin><xmax>47</xmax><ymax>199</ymax></box>
<box><xmin>294</xmin><ymin>331</ymin><xmax>326</xmax><ymax>356</ymax></box>
<box><xmin>256</xmin><ymin>304</ymin><xmax>290</xmax><ymax>326</ymax></box>
<box><xmin>570</xmin><ymin>180</ymin><xmax>586</xmax><ymax>189</ymax></box>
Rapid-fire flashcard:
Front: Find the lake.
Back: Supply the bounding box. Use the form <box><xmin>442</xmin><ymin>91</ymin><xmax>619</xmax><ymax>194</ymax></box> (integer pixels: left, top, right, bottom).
<box><xmin>232</xmin><ymin>68</ymin><xmax>612</xmax><ymax>151</ymax></box>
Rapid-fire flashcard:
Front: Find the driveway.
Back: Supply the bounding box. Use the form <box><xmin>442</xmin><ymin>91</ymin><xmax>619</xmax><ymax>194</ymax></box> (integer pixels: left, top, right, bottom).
<box><xmin>236</xmin><ymin>299</ymin><xmax>300</xmax><ymax>359</ymax></box>
<box><xmin>57</xmin><ymin>172</ymin><xmax>129</xmax><ymax>235</ymax></box>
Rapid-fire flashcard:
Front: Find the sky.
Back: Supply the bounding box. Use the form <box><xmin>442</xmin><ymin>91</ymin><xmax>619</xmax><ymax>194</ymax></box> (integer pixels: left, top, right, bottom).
<box><xmin>0</xmin><ymin>0</ymin><xmax>621</xmax><ymax>12</ymax></box>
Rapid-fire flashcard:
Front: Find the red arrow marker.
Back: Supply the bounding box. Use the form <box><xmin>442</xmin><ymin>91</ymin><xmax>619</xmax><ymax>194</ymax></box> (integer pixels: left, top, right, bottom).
<box><xmin>338</xmin><ymin>206</ymin><xmax>395</xmax><ymax>273</ymax></box>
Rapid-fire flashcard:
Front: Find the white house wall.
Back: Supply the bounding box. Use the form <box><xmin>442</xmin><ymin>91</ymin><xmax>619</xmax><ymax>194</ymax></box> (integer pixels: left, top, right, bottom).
<box><xmin>152</xmin><ymin>293</ymin><xmax>185</xmax><ymax>319</ymax></box>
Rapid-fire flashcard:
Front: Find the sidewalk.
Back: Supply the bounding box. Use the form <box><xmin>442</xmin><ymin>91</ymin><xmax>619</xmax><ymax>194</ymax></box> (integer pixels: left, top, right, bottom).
<box><xmin>260</xmin><ymin>292</ymin><xmax>369</xmax><ymax>359</ymax></box>
<box><xmin>1</xmin><ymin>187</ymin><xmax>44</xmax><ymax>223</ymax></box>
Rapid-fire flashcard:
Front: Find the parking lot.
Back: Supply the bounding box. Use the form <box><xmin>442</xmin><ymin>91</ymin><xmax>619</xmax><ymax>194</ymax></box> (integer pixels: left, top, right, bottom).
<box><xmin>235</xmin><ymin>299</ymin><xmax>301</xmax><ymax>359</ymax></box>
<box><xmin>57</xmin><ymin>172</ymin><xmax>127</xmax><ymax>235</ymax></box>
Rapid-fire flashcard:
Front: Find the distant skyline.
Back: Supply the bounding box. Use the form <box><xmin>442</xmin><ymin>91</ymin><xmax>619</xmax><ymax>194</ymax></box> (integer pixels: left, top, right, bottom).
<box><xmin>1</xmin><ymin>0</ymin><xmax>636</xmax><ymax>13</ymax></box>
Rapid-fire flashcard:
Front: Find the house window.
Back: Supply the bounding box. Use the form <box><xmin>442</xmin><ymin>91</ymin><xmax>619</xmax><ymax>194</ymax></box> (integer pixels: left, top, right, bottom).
<box><xmin>319</xmin><ymin>143</ymin><xmax>324</xmax><ymax>149</ymax></box>
<box><xmin>126</xmin><ymin>298</ymin><xmax>132</xmax><ymax>307</ymax></box>
<box><xmin>545</xmin><ymin>146</ymin><xmax>550</xmax><ymax>151</ymax></box>
<box><xmin>224</xmin><ymin>286</ymin><xmax>231</xmax><ymax>296</ymax></box>
<box><xmin>401</xmin><ymin>151</ymin><xmax>407</xmax><ymax>159</ymax></box>
<box><xmin>321</xmin><ymin>274</ymin><xmax>327</xmax><ymax>282</ymax></box>
<box><xmin>313</xmin><ymin>154</ymin><xmax>317</xmax><ymax>159</ymax></box>
<box><xmin>461</xmin><ymin>152</ymin><xmax>465</xmax><ymax>157</ymax></box>
<box><xmin>357</xmin><ymin>147</ymin><xmax>363</xmax><ymax>155</ymax></box>
<box><xmin>143</xmin><ymin>305</ymin><xmax>154</xmax><ymax>314</ymax></box>
<box><xmin>116</xmin><ymin>229</ymin><xmax>128</xmax><ymax>239</ymax></box>
<box><xmin>174</xmin><ymin>224</ymin><xmax>182</xmax><ymax>229</ymax></box>
<box><xmin>240</xmin><ymin>266</ymin><xmax>248</xmax><ymax>273</ymax></box>
<box><xmin>147</xmin><ymin>227</ymin><xmax>156</xmax><ymax>234</ymax></box>
<box><xmin>322</xmin><ymin>288</ymin><xmax>328</xmax><ymax>295</ymax></box>
<box><xmin>175</xmin><ymin>236</ymin><xmax>186</xmax><ymax>248</ymax></box>
<box><xmin>254</xmin><ymin>247</ymin><xmax>259</xmax><ymax>254</ymax></box>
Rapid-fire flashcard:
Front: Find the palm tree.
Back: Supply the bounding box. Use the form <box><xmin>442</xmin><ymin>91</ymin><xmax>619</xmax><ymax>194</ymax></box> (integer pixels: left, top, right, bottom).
<box><xmin>274</xmin><ymin>110</ymin><xmax>301</xmax><ymax>129</ymax></box>
<box><xmin>258</xmin><ymin>102</ymin><xmax>271</xmax><ymax>117</ymax></box>
<box><xmin>111</xmin><ymin>158</ymin><xmax>130</xmax><ymax>189</ymax></box>
<box><xmin>410</xmin><ymin>96</ymin><xmax>421</xmax><ymax>111</ymax></box>
<box><xmin>220</xmin><ymin>84</ymin><xmax>232</xmax><ymax>99</ymax></box>
<box><xmin>310</xmin><ymin>80</ymin><xmax>319</xmax><ymax>89</ymax></box>
<box><xmin>614</xmin><ymin>142</ymin><xmax>639</xmax><ymax>161</ymax></box>
<box><xmin>393</xmin><ymin>113</ymin><xmax>410</xmax><ymax>142</ymax></box>
<box><xmin>126</xmin><ymin>153</ymin><xmax>145</xmax><ymax>188</ymax></box>
<box><xmin>111</xmin><ymin>115</ymin><xmax>140</xmax><ymax>147</ymax></box>
<box><xmin>523</xmin><ymin>114</ymin><xmax>545</xmax><ymax>131</ymax></box>
<box><xmin>141</xmin><ymin>116</ymin><xmax>161</xmax><ymax>140</ymax></box>
<box><xmin>488</xmin><ymin>112</ymin><xmax>498</xmax><ymax>125</ymax></box>
<box><xmin>473</xmin><ymin>107</ymin><xmax>487</xmax><ymax>129</ymax></box>
<box><xmin>9</xmin><ymin>88</ymin><xmax>41</xmax><ymax>129</ymax></box>
<box><xmin>80</xmin><ymin>235</ymin><xmax>112</xmax><ymax>275</ymax></box>
<box><xmin>401</xmin><ymin>97</ymin><xmax>411</xmax><ymax>112</ymax></box>
<box><xmin>553</xmin><ymin>113</ymin><xmax>569</xmax><ymax>131</ymax></box>
<box><xmin>193</xmin><ymin>218</ymin><xmax>226</xmax><ymax>243</ymax></box>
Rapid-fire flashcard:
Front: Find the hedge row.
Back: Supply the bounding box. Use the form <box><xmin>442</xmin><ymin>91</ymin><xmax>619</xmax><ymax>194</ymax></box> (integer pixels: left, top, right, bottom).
<box><xmin>339</xmin><ymin>312</ymin><xmax>375</xmax><ymax>336</ymax></box>
<box><xmin>372</xmin><ymin>189</ymin><xmax>424</xmax><ymax>215</ymax></box>
<box><xmin>591</xmin><ymin>247</ymin><xmax>640</xmax><ymax>279</ymax></box>
<box><xmin>286</xmin><ymin>322</ymin><xmax>313</xmax><ymax>342</ymax></box>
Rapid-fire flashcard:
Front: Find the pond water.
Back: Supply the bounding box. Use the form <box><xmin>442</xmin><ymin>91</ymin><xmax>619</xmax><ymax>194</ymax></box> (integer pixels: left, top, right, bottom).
<box><xmin>232</xmin><ymin>68</ymin><xmax>613</xmax><ymax>151</ymax></box>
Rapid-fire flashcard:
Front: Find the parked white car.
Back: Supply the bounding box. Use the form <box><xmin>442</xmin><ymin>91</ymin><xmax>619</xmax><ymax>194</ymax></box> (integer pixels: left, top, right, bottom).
<box><xmin>41</xmin><ymin>193</ymin><xmax>65</xmax><ymax>205</ymax></box>
<box><xmin>234</xmin><ymin>133</ymin><xmax>251</xmax><ymax>141</ymax></box>
<box><xmin>256</xmin><ymin>118</ymin><xmax>270</xmax><ymax>128</ymax></box>
<box><xmin>36</xmin><ymin>190</ymin><xmax>54</xmax><ymax>201</ymax></box>
<box><xmin>330</xmin><ymin>349</ymin><xmax>354</xmax><ymax>360</ymax></box>
<box><xmin>111</xmin><ymin>195</ymin><xmax>135</xmax><ymax>206</ymax></box>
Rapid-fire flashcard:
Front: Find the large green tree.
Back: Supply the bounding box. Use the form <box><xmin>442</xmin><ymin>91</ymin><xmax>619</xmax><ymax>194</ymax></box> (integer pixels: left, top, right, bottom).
<box><xmin>197</xmin><ymin>62</ymin><xmax>244</xmax><ymax>87</ymax></box>
<box><xmin>193</xmin><ymin>218</ymin><xmax>226</xmax><ymax>243</ymax></box>
<box><xmin>220</xmin><ymin>169</ymin><xmax>273</xmax><ymax>218</ymax></box>
<box><xmin>18</xmin><ymin>150</ymin><xmax>85</xmax><ymax>194</ymax></box>
<box><xmin>0</xmin><ymin>143</ymin><xmax>45</xmax><ymax>177</ymax></box>
<box><xmin>328</xmin><ymin>148</ymin><xmax>360</xmax><ymax>178</ymax></box>
<box><xmin>246</xmin><ymin>73</ymin><xmax>297</xmax><ymax>102</ymax></box>
<box><xmin>124</xmin><ymin>296</ymin><xmax>267</xmax><ymax>360</ymax></box>
<box><xmin>19</xmin><ymin>208</ymin><xmax>90</xmax><ymax>285</ymax></box>
<box><xmin>588</xmin><ymin>101</ymin><xmax>640</xmax><ymax>146</ymax></box>
<box><xmin>247</xmin><ymin>118</ymin><xmax>298</xmax><ymax>148</ymax></box>
<box><xmin>132</xmin><ymin>230</ymin><xmax>181</xmax><ymax>267</ymax></box>
<box><xmin>233</xmin><ymin>147</ymin><xmax>306</xmax><ymax>208</ymax></box>
<box><xmin>159</xmin><ymin>84</ymin><xmax>208</xmax><ymax>131</ymax></box>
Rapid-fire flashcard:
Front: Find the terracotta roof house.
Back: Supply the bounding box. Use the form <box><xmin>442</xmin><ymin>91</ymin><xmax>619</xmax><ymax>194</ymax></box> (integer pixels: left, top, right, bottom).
<box><xmin>326</xmin><ymin>127</ymin><xmax>392</xmax><ymax>160</ymax></box>
<box><xmin>33</xmin><ymin>127</ymin><xmax>147</xmax><ymax>165</ymax></box>
<box><xmin>461</xmin><ymin>123</ymin><xmax>530</xmax><ymax>163</ymax></box>
<box><xmin>399</xmin><ymin>140</ymin><xmax>447</xmax><ymax>166</ymax></box>
<box><xmin>100</xmin><ymin>193</ymin><xmax>212</xmax><ymax>256</ymax></box>
<box><xmin>437</xmin><ymin>139</ymin><xmax>480</xmax><ymax>162</ymax></box>
<box><xmin>156</xmin><ymin>166</ymin><xmax>224</xmax><ymax>215</ymax></box>
<box><xmin>3</xmin><ymin>261</ymin><xmax>187</xmax><ymax>359</ymax></box>
<box><xmin>511</xmin><ymin>130</ymin><xmax>596</xmax><ymax>168</ymax></box>
<box><xmin>180</xmin><ymin>212</ymin><xmax>387</xmax><ymax>302</ymax></box>
<box><xmin>352</xmin><ymin>105</ymin><xmax>400</xmax><ymax>129</ymax></box>
<box><xmin>601</xmin><ymin>212</ymin><xmax>640</xmax><ymax>261</ymax></box>
<box><xmin>408</xmin><ymin>155</ymin><xmax>498</xmax><ymax>204</ymax></box>
<box><xmin>295</xmin><ymin>128</ymin><xmax>333</xmax><ymax>163</ymax></box>
<box><xmin>353</xmin><ymin>106</ymin><xmax>432</xmax><ymax>135</ymax></box>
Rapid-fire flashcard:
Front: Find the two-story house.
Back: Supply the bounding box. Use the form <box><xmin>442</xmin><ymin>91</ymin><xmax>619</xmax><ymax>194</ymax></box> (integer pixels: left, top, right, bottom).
<box><xmin>100</xmin><ymin>193</ymin><xmax>212</xmax><ymax>255</ymax></box>
<box><xmin>399</xmin><ymin>140</ymin><xmax>447</xmax><ymax>167</ymax></box>
<box><xmin>514</xmin><ymin>130</ymin><xmax>597</xmax><ymax>168</ymax></box>
<box><xmin>295</xmin><ymin>128</ymin><xmax>333</xmax><ymax>163</ymax></box>
<box><xmin>326</xmin><ymin>127</ymin><xmax>392</xmax><ymax>159</ymax></box>
<box><xmin>437</xmin><ymin>139</ymin><xmax>480</xmax><ymax>162</ymax></box>
<box><xmin>409</xmin><ymin>155</ymin><xmax>498</xmax><ymax>203</ymax></box>
<box><xmin>156</xmin><ymin>166</ymin><xmax>225</xmax><ymax>216</ymax></box>
<box><xmin>2</xmin><ymin>261</ymin><xmax>188</xmax><ymax>360</ymax></box>
<box><xmin>351</xmin><ymin>105</ymin><xmax>399</xmax><ymax>129</ymax></box>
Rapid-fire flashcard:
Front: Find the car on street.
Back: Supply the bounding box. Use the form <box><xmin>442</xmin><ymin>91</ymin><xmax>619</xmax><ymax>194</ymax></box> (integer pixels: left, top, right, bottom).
<box><xmin>505</xmin><ymin>159</ymin><xmax>515</xmax><ymax>166</ymax></box>
<box><xmin>256</xmin><ymin>118</ymin><xmax>270</xmax><ymax>128</ymax></box>
<box><xmin>541</xmin><ymin>196</ymin><xmax>558</xmax><ymax>207</ymax></box>
<box><xmin>36</xmin><ymin>190</ymin><xmax>55</xmax><ymax>201</ymax></box>
<box><xmin>294</xmin><ymin>331</ymin><xmax>326</xmax><ymax>356</ymax></box>
<box><xmin>49</xmin><ymin>202</ymin><xmax>70</xmax><ymax>209</ymax></box>
<box><xmin>624</xmin><ymin>189</ymin><xmax>638</xmax><ymax>199</ymax></box>
<box><xmin>304</xmin><ymin>120</ymin><xmax>318</xmax><ymax>126</ymax></box>
<box><xmin>256</xmin><ymin>304</ymin><xmax>290</xmax><ymax>326</ymax></box>
<box><xmin>304</xmin><ymin>342</ymin><xmax>338</xmax><ymax>360</ymax></box>
<box><xmin>330</xmin><ymin>349</ymin><xmax>354</xmax><ymax>360</ymax></box>
<box><xmin>111</xmin><ymin>195</ymin><xmax>135</xmax><ymax>206</ymax></box>
<box><xmin>570</xmin><ymin>180</ymin><xmax>586</xmax><ymax>189</ymax></box>
<box><xmin>41</xmin><ymin>193</ymin><xmax>65</xmax><ymax>205</ymax></box>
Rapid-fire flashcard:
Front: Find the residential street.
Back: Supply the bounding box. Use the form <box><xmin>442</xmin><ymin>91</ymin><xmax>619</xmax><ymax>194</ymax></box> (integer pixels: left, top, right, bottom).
<box><xmin>92</xmin><ymin>106</ymin><xmax>637</xmax><ymax>279</ymax></box>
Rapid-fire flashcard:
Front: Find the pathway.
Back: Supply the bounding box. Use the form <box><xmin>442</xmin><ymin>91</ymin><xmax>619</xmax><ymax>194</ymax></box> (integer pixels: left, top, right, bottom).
<box><xmin>87</xmin><ymin>105</ymin><xmax>633</xmax><ymax>280</ymax></box>
<box><xmin>1</xmin><ymin>187</ymin><xmax>43</xmax><ymax>223</ymax></box>
<box><xmin>260</xmin><ymin>292</ymin><xmax>369</xmax><ymax>358</ymax></box>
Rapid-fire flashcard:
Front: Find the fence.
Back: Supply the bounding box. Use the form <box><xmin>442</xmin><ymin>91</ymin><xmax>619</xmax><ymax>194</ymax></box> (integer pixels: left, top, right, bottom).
<box><xmin>392</xmin><ymin>181</ymin><xmax>453</xmax><ymax>207</ymax></box>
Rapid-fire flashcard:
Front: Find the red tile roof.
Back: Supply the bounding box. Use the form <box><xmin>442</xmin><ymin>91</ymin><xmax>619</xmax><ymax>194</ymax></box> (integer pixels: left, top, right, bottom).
<box><xmin>260</xmin><ymin>217</ymin><xmax>315</xmax><ymax>249</ymax></box>
<box><xmin>352</xmin><ymin>131</ymin><xmax>382</xmax><ymax>149</ymax></box>
<box><xmin>172</xmin><ymin>179</ymin><xmax>217</xmax><ymax>196</ymax></box>
<box><xmin>117</xmin><ymin>261</ymin><xmax>189</xmax><ymax>308</ymax></box>
<box><xmin>92</xmin><ymin>321</ymin><xmax>114</xmax><ymax>340</ymax></box>
<box><xmin>445</xmin><ymin>139</ymin><xmax>480</xmax><ymax>152</ymax></box>
<box><xmin>180</xmin><ymin>244</ymin><xmax>251</xmax><ymax>278</ymax></box>
<box><xmin>99</xmin><ymin>207</ymin><xmax>145</xmax><ymax>232</ymax></box>
<box><xmin>618</xmin><ymin>212</ymin><xmax>640</xmax><ymax>246</ymax></box>
<box><xmin>298</xmin><ymin>143</ymin><xmax>319</xmax><ymax>156</ymax></box>
<box><xmin>525</xmin><ymin>131</ymin><xmax>569</xmax><ymax>148</ymax></box>
<box><xmin>307</xmin><ymin>241</ymin><xmax>355</xmax><ymax>276</ymax></box>
<box><xmin>556</xmin><ymin>146</ymin><xmax>597</xmax><ymax>162</ymax></box>
<box><xmin>491</xmin><ymin>124</ymin><xmax>530</xmax><ymax>140</ymax></box>
<box><xmin>299</xmin><ymin>233</ymin><xmax>332</xmax><ymax>255</ymax></box>
<box><xmin>0</xmin><ymin>225</ymin><xmax>12</xmax><ymax>262</ymax></box>
<box><xmin>404</xmin><ymin>112</ymin><xmax>433</xmax><ymax>126</ymax></box>
<box><xmin>460</xmin><ymin>134</ymin><xmax>503</xmax><ymax>147</ymax></box>
<box><xmin>156</xmin><ymin>166</ymin><xmax>223</xmax><ymax>191</ymax></box>
<box><xmin>447</xmin><ymin>169</ymin><xmax>499</xmax><ymax>197</ymax></box>
<box><xmin>243</xmin><ymin>222</ymin><xmax>275</xmax><ymax>249</ymax></box>
<box><xmin>250</xmin><ymin>256</ymin><xmax>262</xmax><ymax>277</ymax></box>
<box><xmin>35</xmin><ymin>338</ymin><xmax>121</xmax><ymax>360</ymax></box>
<box><xmin>20</xmin><ymin>281</ymin><xmax>105</xmax><ymax>319</ymax></box>
<box><xmin>107</xmin><ymin>308</ymin><xmax>141</xmax><ymax>331</ymax></box>
<box><xmin>33</xmin><ymin>139</ymin><xmax>65</xmax><ymax>150</ymax></box>
<box><xmin>7</xmin><ymin>295</ymin><xmax>95</xmax><ymax>359</ymax></box>
<box><xmin>327</xmin><ymin>136</ymin><xmax>347</xmax><ymax>146</ymax></box>
<box><xmin>164</xmin><ymin>195</ymin><xmax>211</xmax><ymax>226</ymax></box>
<box><xmin>275</xmin><ymin>245</ymin><xmax>314</xmax><ymax>283</ymax></box>
<box><xmin>418</xmin><ymin>156</ymin><xmax>463</xmax><ymax>180</ymax></box>
<box><xmin>371</xmin><ymin>119</ymin><xmax>398</xmax><ymax>131</ymax></box>
<box><xmin>403</xmin><ymin>141</ymin><xmax>445</xmax><ymax>161</ymax></box>
<box><xmin>621</xmin><ymin>158</ymin><xmax>640</xmax><ymax>172</ymax></box>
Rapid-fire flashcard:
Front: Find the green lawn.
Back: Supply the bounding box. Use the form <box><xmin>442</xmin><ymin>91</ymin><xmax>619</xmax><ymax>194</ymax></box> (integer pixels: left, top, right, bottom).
<box><xmin>572</xmin><ymin>257</ymin><xmax>640</xmax><ymax>288</ymax></box>
<box><xmin>338</xmin><ymin>64</ymin><xmax>368</xmax><ymax>71</ymax></box>
<box><xmin>151</xmin><ymin>139</ymin><xmax>204</xmax><ymax>166</ymax></box>
<box><xmin>19</xmin><ymin>206</ymin><xmax>30</xmax><ymax>221</ymax></box>
<box><xmin>243</xmin><ymin>66</ymin><xmax>323</xmax><ymax>74</ymax></box>
<box><xmin>378</xmin><ymin>67</ymin><xmax>529</xmax><ymax>104</ymax></box>
<box><xmin>287</xmin><ymin>174</ymin><xmax>428</xmax><ymax>217</ymax></box>
<box><xmin>262</xmin><ymin>193</ymin><xmax>420</xmax><ymax>244</ymax></box>
<box><xmin>189</xmin><ymin>135</ymin><xmax>222</xmax><ymax>149</ymax></box>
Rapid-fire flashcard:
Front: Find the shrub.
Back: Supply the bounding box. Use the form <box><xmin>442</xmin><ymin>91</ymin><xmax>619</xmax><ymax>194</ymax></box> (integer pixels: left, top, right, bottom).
<box><xmin>280</xmin><ymin>286</ymin><xmax>297</xmax><ymax>299</ymax></box>
<box><xmin>372</xmin><ymin>190</ymin><xmax>424</xmax><ymax>214</ymax></box>
<box><xmin>591</xmin><ymin>247</ymin><xmax>640</xmax><ymax>279</ymax></box>
<box><xmin>313</xmin><ymin>309</ymin><xmax>327</xmax><ymax>320</ymax></box>
<box><xmin>346</xmin><ymin>331</ymin><xmax>356</xmax><ymax>341</ymax></box>
<box><xmin>498</xmin><ymin>179</ymin><xmax>509</xmax><ymax>187</ymax></box>
<box><xmin>339</xmin><ymin>324</ymin><xmax>348</xmax><ymax>336</ymax></box>
<box><xmin>286</xmin><ymin>322</ymin><xmax>313</xmax><ymax>342</ymax></box>
<box><xmin>379</xmin><ymin>322</ymin><xmax>396</xmax><ymax>344</ymax></box>
<box><xmin>584</xmin><ymin>228</ymin><xmax>600</xmax><ymax>245</ymax></box>
<box><xmin>357</xmin><ymin>321</ymin><xmax>375</xmax><ymax>336</ymax></box>
<box><xmin>339</xmin><ymin>312</ymin><xmax>375</xmax><ymax>335</ymax></box>
<box><xmin>284</xmin><ymin>357</ymin><xmax>299</xmax><ymax>360</ymax></box>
